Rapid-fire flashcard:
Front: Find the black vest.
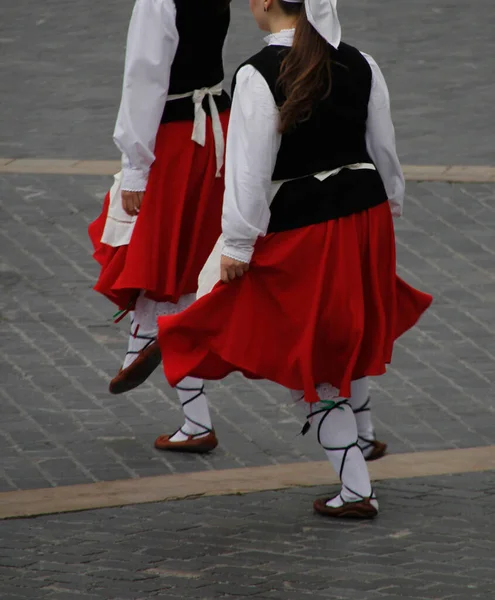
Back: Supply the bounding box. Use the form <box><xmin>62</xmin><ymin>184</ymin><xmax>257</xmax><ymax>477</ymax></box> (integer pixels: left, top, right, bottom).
<box><xmin>233</xmin><ymin>42</ymin><xmax>388</xmax><ymax>233</ymax></box>
<box><xmin>161</xmin><ymin>1</ymin><xmax>231</xmax><ymax>124</ymax></box>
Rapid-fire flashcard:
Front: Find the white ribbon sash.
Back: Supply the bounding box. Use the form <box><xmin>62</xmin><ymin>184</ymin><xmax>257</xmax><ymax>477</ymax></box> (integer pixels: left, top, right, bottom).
<box><xmin>168</xmin><ymin>81</ymin><xmax>225</xmax><ymax>177</ymax></box>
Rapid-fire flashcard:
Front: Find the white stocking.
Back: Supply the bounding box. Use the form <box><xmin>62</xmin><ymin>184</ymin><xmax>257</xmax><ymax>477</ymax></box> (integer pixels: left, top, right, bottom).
<box><xmin>155</xmin><ymin>295</ymin><xmax>213</xmax><ymax>442</ymax></box>
<box><xmin>348</xmin><ymin>378</ymin><xmax>377</xmax><ymax>459</ymax></box>
<box><xmin>122</xmin><ymin>295</ymin><xmax>158</xmax><ymax>370</ymax></box>
<box><xmin>169</xmin><ymin>377</ymin><xmax>213</xmax><ymax>442</ymax></box>
<box><xmin>294</xmin><ymin>384</ymin><xmax>377</xmax><ymax>510</ymax></box>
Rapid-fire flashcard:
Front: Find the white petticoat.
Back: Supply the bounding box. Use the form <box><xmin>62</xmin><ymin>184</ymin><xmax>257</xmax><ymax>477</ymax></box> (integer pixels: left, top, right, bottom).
<box><xmin>100</xmin><ymin>171</ymin><xmax>137</xmax><ymax>248</ymax></box>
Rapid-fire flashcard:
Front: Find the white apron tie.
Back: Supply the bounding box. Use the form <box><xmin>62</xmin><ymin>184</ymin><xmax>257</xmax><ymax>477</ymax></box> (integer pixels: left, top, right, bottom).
<box><xmin>168</xmin><ymin>82</ymin><xmax>225</xmax><ymax>177</ymax></box>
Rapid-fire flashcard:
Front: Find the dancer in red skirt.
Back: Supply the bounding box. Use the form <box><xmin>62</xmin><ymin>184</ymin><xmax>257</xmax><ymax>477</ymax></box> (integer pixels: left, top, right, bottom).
<box><xmin>89</xmin><ymin>0</ymin><xmax>232</xmax><ymax>453</ymax></box>
<box><xmin>148</xmin><ymin>0</ymin><xmax>432</xmax><ymax>517</ymax></box>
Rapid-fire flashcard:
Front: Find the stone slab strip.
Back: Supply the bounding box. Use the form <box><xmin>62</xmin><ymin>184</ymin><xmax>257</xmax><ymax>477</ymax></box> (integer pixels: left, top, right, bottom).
<box><xmin>0</xmin><ymin>159</ymin><xmax>494</xmax><ymax>182</ymax></box>
<box><xmin>1</xmin><ymin>445</ymin><xmax>494</xmax><ymax>519</ymax></box>
<box><xmin>403</xmin><ymin>165</ymin><xmax>495</xmax><ymax>182</ymax></box>
<box><xmin>0</xmin><ymin>159</ymin><xmax>119</xmax><ymax>175</ymax></box>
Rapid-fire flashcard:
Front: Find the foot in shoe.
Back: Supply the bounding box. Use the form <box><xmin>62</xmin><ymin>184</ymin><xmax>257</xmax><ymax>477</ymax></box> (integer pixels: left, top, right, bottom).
<box><xmin>325</xmin><ymin>493</ymin><xmax>379</xmax><ymax>512</ymax></box>
<box><xmin>168</xmin><ymin>425</ymin><xmax>212</xmax><ymax>443</ymax></box>
<box><xmin>313</xmin><ymin>495</ymin><xmax>379</xmax><ymax>518</ymax></box>
<box><xmin>154</xmin><ymin>429</ymin><xmax>218</xmax><ymax>453</ymax></box>
<box><xmin>359</xmin><ymin>437</ymin><xmax>387</xmax><ymax>461</ymax></box>
<box><xmin>122</xmin><ymin>318</ymin><xmax>157</xmax><ymax>370</ymax></box>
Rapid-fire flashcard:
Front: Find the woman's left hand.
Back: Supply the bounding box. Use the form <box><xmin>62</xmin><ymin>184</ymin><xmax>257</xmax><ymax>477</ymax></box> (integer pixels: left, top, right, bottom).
<box><xmin>220</xmin><ymin>255</ymin><xmax>249</xmax><ymax>283</ymax></box>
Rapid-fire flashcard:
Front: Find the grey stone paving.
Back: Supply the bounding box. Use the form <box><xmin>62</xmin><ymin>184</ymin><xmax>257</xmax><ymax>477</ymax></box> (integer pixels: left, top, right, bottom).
<box><xmin>1</xmin><ymin>0</ymin><xmax>495</xmax><ymax>491</ymax></box>
<box><xmin>2</xmin><ymin>471</ymin><xmax>495</xmax><ymax>599</ymax></box>
<box><xmin>2</xmin><ymin>2</ymin><xmax>495</xmax><ymax>596</ymax></box>
<box><xmin>1</xmin><ymin>0</ymin><xmax>494</xmax><ymax>165</ymax></box>
<box><xmin>0</xmin><ymin>174</ymin><xmax>494</xmax><ymax>491</ymax></box>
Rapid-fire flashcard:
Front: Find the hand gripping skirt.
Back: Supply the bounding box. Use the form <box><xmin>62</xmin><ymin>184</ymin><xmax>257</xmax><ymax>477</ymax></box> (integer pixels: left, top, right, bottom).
<box><xmin>157</xmin><ymin>201</ymin><xmax>433</xmax><ymax>403</ymax></box>
<box><xmin>88</xmin><ymin>111</ymin><xmax>230</xmax><ymax>310</ymax></box>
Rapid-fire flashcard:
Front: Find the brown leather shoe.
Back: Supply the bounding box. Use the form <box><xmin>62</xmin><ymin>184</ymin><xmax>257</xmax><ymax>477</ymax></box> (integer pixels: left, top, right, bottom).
<box><xmin>154</xmin><ymin>430</ymin><xmax>219</xmax><ymax>454</ymax></box>
<box><xmin>109</xmin><ymin>340</ymin><xmax>162</xmax><ymax>395</ymax></box>
<box><xmin>313</xmin><ymin>497</ymin><xmax>378</xmax><ymax>519</ymax></box>
<box><xmin>365</xmin><ymin>440</ymin><xmax>388</xmax><ymax>462</ymax></box>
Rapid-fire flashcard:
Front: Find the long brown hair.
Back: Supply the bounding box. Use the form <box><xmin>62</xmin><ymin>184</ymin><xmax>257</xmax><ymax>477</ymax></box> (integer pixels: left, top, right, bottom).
<box><xmin>277</xmin><ymin>1</ymin><xmax>333</xmax><ymax>133</ymax></box>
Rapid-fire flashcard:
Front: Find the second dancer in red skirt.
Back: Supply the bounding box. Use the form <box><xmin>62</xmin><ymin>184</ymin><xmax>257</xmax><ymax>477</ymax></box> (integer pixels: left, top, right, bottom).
<box><xmin>148</xmin><ymin>0</ymin><xmax>433</xmax><ymax>518</ymax></box>
<box><xmin>88</xmin><ymin>0</ymin><xmax>232</xmax><ymax>453</ymax></box>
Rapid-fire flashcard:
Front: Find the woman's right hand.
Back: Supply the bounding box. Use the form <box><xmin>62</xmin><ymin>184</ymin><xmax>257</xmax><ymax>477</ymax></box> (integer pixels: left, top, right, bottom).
<box><xmin>122</xmin><ymin>191</ymin><xmax>144</xmax><ymax>217</ymax></box>
<box><xmin>220</xmin><ymin>255</ymin><xmax>250</xmax><ymax>283</ymax></box>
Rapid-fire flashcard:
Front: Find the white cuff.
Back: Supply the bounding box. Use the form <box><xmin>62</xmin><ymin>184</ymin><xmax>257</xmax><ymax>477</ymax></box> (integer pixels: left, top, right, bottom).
<box><xmin>121</xmin><ymin>167</ymin><xmax>149</xmax><ymax>192</ymax></box>
<box><xmin>221</xmin><ymin>244</ymin><xmax>253</xmax><ymax>264</ymax></box>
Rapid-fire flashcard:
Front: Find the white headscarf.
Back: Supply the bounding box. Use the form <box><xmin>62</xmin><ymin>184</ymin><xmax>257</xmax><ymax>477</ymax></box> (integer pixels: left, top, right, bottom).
<box><xmin>283</xmin><ymin>0</ymin><xmax>341</xmax><ymax>49</ymax></box>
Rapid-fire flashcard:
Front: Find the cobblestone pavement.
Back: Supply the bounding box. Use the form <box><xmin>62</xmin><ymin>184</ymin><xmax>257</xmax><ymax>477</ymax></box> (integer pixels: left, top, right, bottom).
<box><xmin>1</xmin><ymin>471</ymin><xmax>495</xmax><ymax>599</ymax></box>
<box><xmin>1</xmin><ymin>0</ymin><xmax>494</xmax><ymax>164</ymax></box>
<box><xmin>2</xmin><ymin>1</ymin><xmax>495</xmax><ymax>597</ymax></box>
<box><xmin>0</xmin><ymin>174</ymin><xmax>494</xmax><ymax>491</ymax></box>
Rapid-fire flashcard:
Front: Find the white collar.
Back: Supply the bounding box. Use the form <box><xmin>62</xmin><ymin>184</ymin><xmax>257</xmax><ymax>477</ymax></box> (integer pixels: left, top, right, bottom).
<box><xmin>264</xmin><ymin>28</ymin><xmax>295</xmax><ymax>47</ymax></box>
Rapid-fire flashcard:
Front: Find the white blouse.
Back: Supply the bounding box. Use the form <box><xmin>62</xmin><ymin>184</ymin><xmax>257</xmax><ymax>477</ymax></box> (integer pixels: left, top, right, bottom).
<box><xmin>113</xmin><ymin>0</ymin><xmax>179</xmax><ymax>192</ymax></box>
<box><xmin>222</xmin><ymin>29</ymin><xmax>405</xmax><ymax>264</ymax></box>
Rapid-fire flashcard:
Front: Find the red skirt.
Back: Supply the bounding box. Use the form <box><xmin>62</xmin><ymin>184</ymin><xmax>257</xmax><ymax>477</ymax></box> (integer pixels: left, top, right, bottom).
<box><xmin>157</xmin><ymin>201</ymin><xmax>432</xmax><ymax>403</ymax></box>
<box><xmin>88</xmin><ymin>112</ymin><xmax>230</xmax><ymax>309</ymax></box>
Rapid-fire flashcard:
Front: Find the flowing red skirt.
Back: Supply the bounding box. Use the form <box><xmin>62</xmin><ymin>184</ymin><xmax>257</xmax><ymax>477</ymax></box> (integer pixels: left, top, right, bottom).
<box><xmin>88</xmin><ymin>112</ymin><xmax>230</xmax><ymax>309</ymax></box>
<box><xmin>158</xmin><ymin>201</ymin><xmax>432</xmax><ymax>403</ymax></box>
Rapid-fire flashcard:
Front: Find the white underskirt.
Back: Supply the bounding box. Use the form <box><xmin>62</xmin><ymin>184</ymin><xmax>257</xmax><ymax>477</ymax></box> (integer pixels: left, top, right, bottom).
<box><xmin>100</xmin><ymin>171</ymin><xmax>137</xmax><ymax>248</ymax></box>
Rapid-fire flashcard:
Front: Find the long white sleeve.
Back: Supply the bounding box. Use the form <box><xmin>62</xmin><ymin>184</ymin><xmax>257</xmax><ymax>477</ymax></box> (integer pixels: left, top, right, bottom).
<box><xmin>222</xmin><ymin>65</ymin><xmax>282</xmax><ymax>264</ymax></box>
<box><xmin>363</xmin><ymin>53</ymin><xmax>405</xmax><ymax>217</ymax></box>
<box><xmin>113</xmin><ymin>0</ymin><xmax>179</xmax><ymax>192</ymax></box>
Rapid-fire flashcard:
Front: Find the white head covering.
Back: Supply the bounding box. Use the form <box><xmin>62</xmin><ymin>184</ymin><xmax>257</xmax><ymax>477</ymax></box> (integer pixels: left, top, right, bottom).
<box><xmin>283</xmin><ymin>0</ymin><xmax>341</xmax><ymax>49</ymax></box>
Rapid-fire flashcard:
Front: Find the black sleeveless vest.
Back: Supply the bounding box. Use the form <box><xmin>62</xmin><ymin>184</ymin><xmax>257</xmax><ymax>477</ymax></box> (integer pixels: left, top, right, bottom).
<box><xmin>232</xmin><ymin>42</ymin><xmax>388</xmax><ymax>233</ymax></box>
<box><xmin>161</xmin><ymin>1</ymin><xmax>231</xmax><ymax>124</ymax></box>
